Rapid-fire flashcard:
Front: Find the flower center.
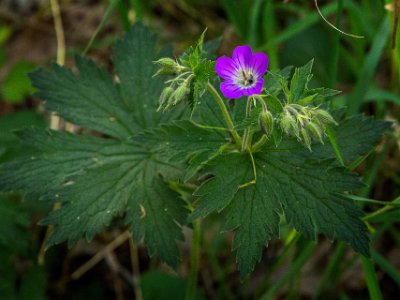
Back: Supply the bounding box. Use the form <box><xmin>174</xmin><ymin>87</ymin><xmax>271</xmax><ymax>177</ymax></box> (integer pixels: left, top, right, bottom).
<box><xmin>236</xmin><ymin>69</ymin><xmax>256</xmax><ymax>87</ymax></box>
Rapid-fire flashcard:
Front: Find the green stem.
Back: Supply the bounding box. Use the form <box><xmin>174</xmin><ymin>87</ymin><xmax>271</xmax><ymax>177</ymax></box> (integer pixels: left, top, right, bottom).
<box><xmin>185</xmin><ymin>219</ymin><xmax>201</xmax><ymax>300</ymax></box>
<box><xmin>241</xmin><ymin>97</ymin><xmax>253</xmax><ymax>152</ymax></box>
<box><xmin>363</xmin><ymin>196</ymin><xmax>400</xmax><ymax>221</ymax></box>
<box><xmin>207</xmin><ymin>83</ymin><xmax>242</xmax><ymax>148</ymax></box>
<box><xmin>252</xmin><ymin>135</ymin><xmax>268</xmax><ymax>152</ymax></box>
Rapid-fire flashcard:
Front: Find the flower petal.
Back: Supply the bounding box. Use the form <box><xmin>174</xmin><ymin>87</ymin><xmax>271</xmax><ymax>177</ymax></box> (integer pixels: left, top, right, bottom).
<box><xmin>215</xmin><ymin>56</ymin><xmax>238</xmax><ymax>80</ymax></box>
<box><xmin>232</xmin><ymin>45</ymin><xmax>253</xmax><ymax>71</ymax></box>
<box><xmin>250</xmin><ymin>52</ymin><xmax>268</xmax><ymax>77</ymax></box>
<box><xmin>243</xmin><ymin>78</ymin><xmax>264</xmax><ymax>96</ymax></box>
<box><xmin>220</xmin><ymin>81</ymin><xmax>244</xmax><ymax>99</ymax></box>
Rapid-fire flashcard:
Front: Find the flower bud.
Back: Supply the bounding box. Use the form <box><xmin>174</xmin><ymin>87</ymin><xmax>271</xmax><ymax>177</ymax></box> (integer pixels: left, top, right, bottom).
<box><xmin>154</xmin><ymin>58</ymin><xmax>183</xmax><ymax>76</ymax></box>
<box><xmin>157</xmin><ymin>86</ymin><xmax>174</xmax><ymax>111</ymax></box>
<box><xmin>314</xmin><ymin>109</ymin><xmax>337</xmax><ymax>125</ymax></box>
<box><xmin>300</xmin><ymin>127</ymin><xmax>312</xmax><ymax>150</ymax></box>
<box><xmin>258</xmin><ymin>110</ymin><xmax>274</xmax><ymax>137</ymax></box>
<box><xmin>280</xmin><ymin>113</ymin><xmax>299</xmax><ymax>137</ymax></box>
<box><xmin>307</xmin><ymin>121</ymin><xmax>324</xmax><ymax>143</ymax></box>
<box><xmin>171</xmin><ymin>83</ymin><xmax>190</xmax><ymax>106</ymax></box>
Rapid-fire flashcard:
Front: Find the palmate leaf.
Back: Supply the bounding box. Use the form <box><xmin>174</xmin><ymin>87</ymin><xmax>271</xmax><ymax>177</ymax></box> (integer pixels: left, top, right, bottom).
<box><xmin>311</xmin><ymin>114</ymin><xmax>392</xmax><ymax>164</ymax></box>
<box><xmin>186</xmin><ymin>115</ymin><xmax>388</xmax><ymax>276</ymax></box>
<box><xmin>0</xmin><ymin>24</ymin><xmax>187</xmax><ymax>267</ymax></box>
<box><xmin>136</xmin><ymin>120</ymin><xmax>228</xmax><ymax>162</ymax></box>
<box><xmin>193</xmin><ymin>148</ymin><xmax>367</xmax><ymax>277</ymax></box>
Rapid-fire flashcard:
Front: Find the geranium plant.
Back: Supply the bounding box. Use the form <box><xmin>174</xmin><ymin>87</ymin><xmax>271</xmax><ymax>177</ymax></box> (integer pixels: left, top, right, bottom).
<box><xmin>0</xmin><ymin>23</ymin><xmax>390</xmax><ymax>286</ymax></box>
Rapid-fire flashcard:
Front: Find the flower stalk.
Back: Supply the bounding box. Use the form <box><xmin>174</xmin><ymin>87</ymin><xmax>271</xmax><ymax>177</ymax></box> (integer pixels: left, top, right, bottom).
<box><xmin>207</xmin><ymin>83</ymin><xmax>242</xmax><ymax>148</ymax></box>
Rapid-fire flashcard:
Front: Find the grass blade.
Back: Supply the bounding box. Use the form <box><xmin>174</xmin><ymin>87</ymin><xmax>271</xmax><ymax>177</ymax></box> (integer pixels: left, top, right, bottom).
<box><xmin>82</xmin><ymin>0</ymin><xmax>120</xmax><ymax>56</ymax></box>
<box><xmin>346</xmin><ymin>18</ymin><xmax>391</xmax><ymax>114</ymax></box>
<box><xmin>360</xmin><ymin>256</ymin><xmax>383</xmax><ymax>300</ymax></box>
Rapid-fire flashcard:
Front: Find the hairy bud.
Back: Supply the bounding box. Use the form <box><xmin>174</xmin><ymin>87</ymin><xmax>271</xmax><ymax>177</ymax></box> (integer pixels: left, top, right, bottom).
<box><xmin>170</xmin><ymin>82</ymin><xmax>190</xmax><ymax>107</ymax></box>
<box><xmin>300</xmin><ymin>127</ymin><xmax>312</xmax><ymax>150</ymax></box>
<box><xmin>154</xmin><ymin>58</ymin><xmax>183</xmax><ymax>76</ymax></box>
<box><xmin>314</xmin><ymin>109</ymin><xmax>337</xmax><ymax>125</ymax></box>
<box><xmin>258</xmin><ymin>110</ymin><xmax>274</xmax><ymax>137</ymax></box>
<box><xmin>157</xmin><ymin>86</ymin><xmax>174</xmax><ymax>111</ymax></box>
<box><xmin>307</xmin><ymin>121</ymin><xmax>324</xmax><ymax>143</ymax></box>
<box><xmin>280</xmin><ymin>112</ymin><xmax>299</xmax><ymax>137</ymax></box>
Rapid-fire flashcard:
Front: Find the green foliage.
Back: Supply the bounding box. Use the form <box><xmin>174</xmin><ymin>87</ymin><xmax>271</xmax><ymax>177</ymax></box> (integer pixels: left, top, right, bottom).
<box><xmin>136</xmin><ymin>120</ymin><xmax>228</xmax><ymax>162</ymax></box>
<box><xmin>0</xmin><ymin>110</ymin><xmax>46</xmax><ymax>162</ymax></box>
<box><xmin>0</xmin><ymin>24</ymin><xmax>187</xmax><ymax>267</ymax></box>
<box><xmin>141</xmin><ymin>102</ymin><xmax>388</xmax><ymax>276</ymax></box>
<box><xmin>141</xmin><ymin>271</ymin><xmax>204</xmax><ymax>300</ymax></box>
<box><xmin>179</xmin><ymin>30</ymin><xmax>216</xmax><ymax>110</ymax></box>
<box><xmin>0</xmin><ymin>194</ymin><xmax>30</xmax><ymax>253</ymax></box>
<box><xmin>0</xmin><ymin>23</ymin><xmax>390</xmax><ymax>279</ymax></box>
<box><xmin>311</xmin><ymin>113</ymin><xmax>392</xmax><ymax>164</ymax></box>
<box><xmin>1</xmin><ymin>61</ymin><xmax>36</xmax><ymax>103</ymax></box>
<box><xmin>191</xmin><ymin>142</ymin><xmax>370</xmax><ymax>277</ymax></box>
<box><xmin>0</xmin><ymin>253</ymin><xmax>45</xmax><ymax>300</ymax></box>
<box><xmin>0</xmin><ymin>193</ymin><xmax>45</xmax><ymax>300</ymax></box>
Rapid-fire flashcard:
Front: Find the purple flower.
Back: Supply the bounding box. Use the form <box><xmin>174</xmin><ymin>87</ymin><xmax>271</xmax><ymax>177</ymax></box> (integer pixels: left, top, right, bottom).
<box><xmin>215</xmin><ymin>45</ymin><xmax>268</xmax><ymax>99</ymax></box>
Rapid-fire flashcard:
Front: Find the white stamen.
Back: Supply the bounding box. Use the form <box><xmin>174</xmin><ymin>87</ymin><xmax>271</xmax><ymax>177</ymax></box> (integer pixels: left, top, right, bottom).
<box><xmin>235</xmin><ymin>68</ymin><xmax>257</xmax><ymax>88</ymax></box>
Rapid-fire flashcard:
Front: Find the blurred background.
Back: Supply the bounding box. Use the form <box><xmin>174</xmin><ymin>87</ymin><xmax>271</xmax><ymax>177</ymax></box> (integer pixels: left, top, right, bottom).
<box><xmin>0</xmin><ymin>0</ymin><xmax>399</xmax><ymax>299</ymax></box>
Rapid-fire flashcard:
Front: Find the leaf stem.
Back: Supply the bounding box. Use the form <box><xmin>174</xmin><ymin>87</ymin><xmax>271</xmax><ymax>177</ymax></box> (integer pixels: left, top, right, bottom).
<box><xmin>207</xmin><ymin>83</ymin><xmax>242</xmax><ymax>148</ymax></box>
<box><xmin>185</xmin><ymin>219</ymin><xmax>201</xmax><ymax>300</ymax></box>
<box><xmin>363</xmin><ymin>196</ymin><xmax>400</xmax><ymax>221</ymax></box>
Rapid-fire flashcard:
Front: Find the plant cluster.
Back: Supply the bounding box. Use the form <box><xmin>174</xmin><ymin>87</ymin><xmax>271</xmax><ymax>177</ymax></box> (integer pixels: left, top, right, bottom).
<box><xmin>0</xmin><ymin>24</ymin><xmax>390</xmax><ymax>279</ymax></box>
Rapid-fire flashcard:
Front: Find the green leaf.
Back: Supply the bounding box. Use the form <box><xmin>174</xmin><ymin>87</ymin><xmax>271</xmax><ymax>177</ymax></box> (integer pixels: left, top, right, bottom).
<box><xmin>289</xmin><ymin>59</ymin><xmax>314</xmax><ymax>103</ymax></box>
<box><xmin>189</xmin><ymin>85</ymin><xmax>226</xmax><ymax>128</ymax></box>
<box><xmin>2</xmin><ymin>61</ymin><xmax>36</xmax><ymax>103</ymax></box>
<box><xmin>30</xmin><ymin>57</ymin><xmax>136</xmax><ymax>139</ymax></box>
<box><xmin>299</xmin><ymin>87</ymin><xmax>341</xmax><ymax>105</ymax></box>
<box><xmin>179</xmin><ymin>30</ymin><xmax>216</xmax><ymax>111</ymax></box>
<box><xmin>264</xmin><ymin>66</ymin><xmax>293</xmax><ymax>97</ymax></box>
<box><xmin>135</xmin><ymin>120</ymin><xmax>228</xmax><ymax>170</ymax></box>
<box><xmin>264</xmin><ymin>95</ymin><xmax>284</xmax><ymax>115</ymax></box>
<box><xmin>189</xmin><ymin>154</ymin><xmax>253</xmax><ymax>221</ymax></box>
<box><xmin>0</xmin><ymin>110</ymin><xmax>46</xmax><ymax>162</ymax></box>
<box><xmin>18</xmin><ymin>265</ymin><xmax>46</xmax><ymax>300</ymax></box>
<box><xmin>311</xmin><ymin>114</ymin><xmax>391</xmax><ymax>164</ymax></box>
<box><xmin>190</xmin><ymin>59</ymin><xmax>215</xmax><ymax>109</ymax></box>
<box><xmin>192</xmin><ymin>142</ymin><xmax>369</xmax><ymax>277</ymax></box>
<box><xmin>0</xmin><ymin>193</ymin><xmax>30</xmax><ymax>253</ymax></box>
<box><xmin>113</xmin><ymin>23</ymin><xmax>180</xmax><ymax>129</ymax></box>
<box><xmin>141</xmin><ymin>271</ymin><xmax>205</xmax><ymax>300</ymax></box>
<box><xmin>223</xmin><ymin>168</ymin><xmax>281</xmax><ymax>277</ymax></box>
<box><xmin>127</xmin><ymin>177</ymin><xmax>186</xmax><ymax>267</ymax></box>
<box><xmin>0</xmin><ymin>254</ymin><xmax>45</xmax><ymax>300</ymax></box>
<box><xmin>0</xmin><ymin>24</ymin><xmax>187</xmax><ymax>268</ymax></box>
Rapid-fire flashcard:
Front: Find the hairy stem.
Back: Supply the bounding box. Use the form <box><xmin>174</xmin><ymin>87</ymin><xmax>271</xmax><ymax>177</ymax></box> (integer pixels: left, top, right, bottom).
<box><xmin>207</xmin><ymin>83</ymin><xmax>242</xmax><ymax>147</ymax></box>
<box><xmin>241</xmin><ymin>97</ymin><xmax>253</xmax><ymax>152</ymax></box>
<box><xmin>185</xmin><ymin>219</ymin><xmax>201</xmax><ymax>300</ymax></box>
<box><xmin>251</xmin><ymin>135</ymin><xmax>268</xmax><ymax>152</ymax></box>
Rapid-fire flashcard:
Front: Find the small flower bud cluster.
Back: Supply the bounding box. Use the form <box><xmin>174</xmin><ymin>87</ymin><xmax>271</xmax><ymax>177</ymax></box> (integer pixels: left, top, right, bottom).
<box><xmin>279</xmin><ymin>104</ymin><xmax>337</xmax><ymax>150</ymax></box>
<box><xmin>154</xmin><ymin>58</ymin><xmax>193</xmax><ymax>111</ymax></box>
